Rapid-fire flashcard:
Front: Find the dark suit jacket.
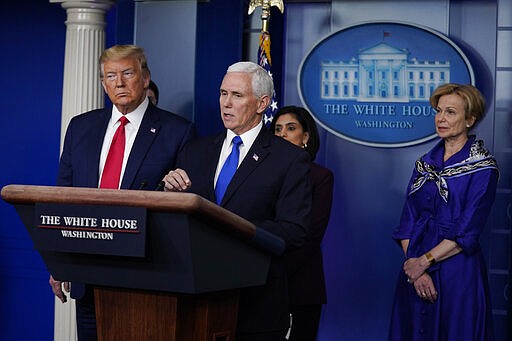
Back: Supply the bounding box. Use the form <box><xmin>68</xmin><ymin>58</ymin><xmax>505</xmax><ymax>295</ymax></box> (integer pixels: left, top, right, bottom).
<box><xmin>175</xmin><ymin>126</ymin><xmax>312</xmax><ymax>333</ymax></box>
<box><xmin>285</xmin><ymin>162</ymin><xmax>334</xmax><ymax>305</ymax></box>
<box><xmin>56</xmin><ymin>103</ymin><xmax>196</xmax><ymax>298</ymax></box>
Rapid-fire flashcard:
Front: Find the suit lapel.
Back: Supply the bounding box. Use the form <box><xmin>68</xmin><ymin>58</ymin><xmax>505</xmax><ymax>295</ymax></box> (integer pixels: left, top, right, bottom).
<box><xmin>87</xmin><ymin>109</ymin><xmax>110</xmax><ymax>188</ymax></box>
<box><xmin>219</xmin><ymin>128</ymin><xmax>271</xmax><ymax>206</ymax></box>
<box><xmin>205</xmin><ymin>133</ymin><xmax>225</xmax><ymax>201</ymax></box>
<box><xmin>121</xmin><ymin>107</ymin><xmax>161</xmax><ymax>189</ymax></box>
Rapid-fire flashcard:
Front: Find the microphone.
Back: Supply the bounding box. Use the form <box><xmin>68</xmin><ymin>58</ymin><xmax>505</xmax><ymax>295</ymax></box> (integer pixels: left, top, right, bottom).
<box><xmin>138</xmin><ymin>180</ymin><xmax>148</xmax><ymax>190</ymax></box>
<box><xmin>155</xmin><ymin>181</ymin><xmax>165</xmax><ymax>191</ymax></box>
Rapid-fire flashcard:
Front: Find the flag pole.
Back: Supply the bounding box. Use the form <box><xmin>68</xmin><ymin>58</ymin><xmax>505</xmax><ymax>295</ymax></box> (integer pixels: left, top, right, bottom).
<box><xmin>248</xmin><ymin>0</ymin><xmax>284</xmax><ymax>126</ymax></box>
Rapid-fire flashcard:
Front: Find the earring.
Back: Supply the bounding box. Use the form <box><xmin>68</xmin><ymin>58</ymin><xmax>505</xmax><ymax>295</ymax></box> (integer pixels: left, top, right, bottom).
<box><xmin>466</xmin><ymin>124</ymin><xmax>471</xmax><ymax>128</ymax></box>
<box><xmin>303</xmin><ymin>143</ymin><xmax>308</xmax><ymax>148</ymax></box>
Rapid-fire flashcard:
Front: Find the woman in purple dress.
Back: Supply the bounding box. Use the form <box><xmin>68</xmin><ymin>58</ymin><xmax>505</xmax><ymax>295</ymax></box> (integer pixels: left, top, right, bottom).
<box><xmin>270</xmin><ymin>106</ymin><xmax>334</xmax><ymax>341</ymax></box>
<box><xmin>389</xmin><ymin>84</ymin><xmax>499</xmax><ymax>340</ymax></box>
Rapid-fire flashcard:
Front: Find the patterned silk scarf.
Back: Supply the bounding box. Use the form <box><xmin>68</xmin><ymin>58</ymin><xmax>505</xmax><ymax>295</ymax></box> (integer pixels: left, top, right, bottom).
<box><xmin>409</xmin><ymin>139</ymin><xmax>498</xmax><ymax>202</ymax></box>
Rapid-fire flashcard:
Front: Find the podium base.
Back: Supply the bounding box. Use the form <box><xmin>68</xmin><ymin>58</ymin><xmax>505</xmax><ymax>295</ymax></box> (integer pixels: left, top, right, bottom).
<box><xmin>95</xmin><ymin>287</ymin><xmax>239</xmax><ymax>341</ymax></box>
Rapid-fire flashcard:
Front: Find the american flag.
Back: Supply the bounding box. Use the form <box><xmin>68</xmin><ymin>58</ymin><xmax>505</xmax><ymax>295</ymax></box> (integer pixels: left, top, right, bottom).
<box><xmin>258</xmin><ymin>31</ymin><xmax>279</xmax><ymax>127</ymax></box>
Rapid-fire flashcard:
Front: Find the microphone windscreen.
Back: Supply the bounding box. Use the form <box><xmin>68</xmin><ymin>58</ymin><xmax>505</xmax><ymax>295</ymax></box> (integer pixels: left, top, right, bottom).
<box><xmin>155</xmin><ymin>181</ymin><xmax>165</xmax><ymax>191</ymax></box>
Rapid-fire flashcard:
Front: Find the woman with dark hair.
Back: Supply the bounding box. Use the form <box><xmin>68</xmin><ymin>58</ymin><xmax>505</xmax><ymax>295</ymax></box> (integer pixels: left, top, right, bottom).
<box><xmin>270</xmin><ymin>106</ymin><xmax>334</xmax><ymax>341</ymax></box>
<box><xmin>389</xmin><ymin>84</ymin><xmax>499</xmax><ymax>340</ymax></box>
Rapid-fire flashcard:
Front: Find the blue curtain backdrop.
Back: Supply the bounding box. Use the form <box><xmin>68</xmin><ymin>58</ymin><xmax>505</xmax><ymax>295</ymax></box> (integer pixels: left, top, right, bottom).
<box><xmin>0</xmin><ymin>2</ymin><xmax>64</xmax><ymax>340</ymax></box>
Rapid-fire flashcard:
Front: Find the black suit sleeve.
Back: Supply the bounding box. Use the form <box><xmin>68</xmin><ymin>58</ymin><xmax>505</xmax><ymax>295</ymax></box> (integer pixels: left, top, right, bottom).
<box><xmin>56</xmin><ymin>116</ymin><xmax>77</xmax><ymax>187</ymax></box>
<box><xmin>285</xmin><ymin>165</ymin><xmax>334</xmax><ymax>273</ymax></box>
<box><xmin>257</xmin><ymin>149</ymin><xmax>312</xmax><ymax>250</ymax></box>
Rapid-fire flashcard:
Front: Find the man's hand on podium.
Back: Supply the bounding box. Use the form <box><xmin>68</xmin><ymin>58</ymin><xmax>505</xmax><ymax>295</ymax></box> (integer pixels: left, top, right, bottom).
<box><xmin>162</xmin><ymin>168</ymin><xmax>192</xmax><ymax>192</ymax></box>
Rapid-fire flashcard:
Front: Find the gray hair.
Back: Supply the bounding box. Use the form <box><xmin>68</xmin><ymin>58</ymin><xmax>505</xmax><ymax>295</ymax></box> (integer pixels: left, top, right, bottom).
<box><xmin>226</xmin><ymin>61</ymin><xmax>275</xmax><ymax>98</ymax></box>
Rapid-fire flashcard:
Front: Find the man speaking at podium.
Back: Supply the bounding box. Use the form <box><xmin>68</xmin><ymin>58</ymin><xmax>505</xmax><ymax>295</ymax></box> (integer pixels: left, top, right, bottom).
<box><xmin>49</xmin><ymin>45</ymin><xmax>196</xmax><ymax>340</ymax></box>
<box><xmin>162</xmin><ymin>61</ymin><xmax>312</xmax><ymax>341</ymax></box>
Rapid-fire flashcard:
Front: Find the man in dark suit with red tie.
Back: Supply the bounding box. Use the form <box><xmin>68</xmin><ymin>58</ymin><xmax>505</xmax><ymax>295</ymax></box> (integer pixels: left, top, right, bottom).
<box><xmin>162</xmin><ymin>61</ymin><xmax>312</xmax><ymax>341</ymax></box>
<box><xmin>49</xmin><ymin>45</ymin><xmax>196</xmax><ymax>340</ymax></box>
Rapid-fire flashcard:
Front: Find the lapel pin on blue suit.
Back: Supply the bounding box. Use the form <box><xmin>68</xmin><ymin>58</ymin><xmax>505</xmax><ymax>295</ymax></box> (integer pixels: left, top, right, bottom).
<box><xmin>150</xmin><ymin>128</ymin><xmax>156</xmax><ymax>133</ymax></box>
<box><xmin>252</xmin><ymin>153</ymin><xmax>259</xmax><ymax>161</ymax></box>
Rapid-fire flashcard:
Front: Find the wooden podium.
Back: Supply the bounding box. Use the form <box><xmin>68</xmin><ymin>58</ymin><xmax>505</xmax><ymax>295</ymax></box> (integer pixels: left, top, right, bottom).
<box><xmin>1</xmin><ymin>184</ymin><xmax>283</xmax><ymax>341</ymax></box>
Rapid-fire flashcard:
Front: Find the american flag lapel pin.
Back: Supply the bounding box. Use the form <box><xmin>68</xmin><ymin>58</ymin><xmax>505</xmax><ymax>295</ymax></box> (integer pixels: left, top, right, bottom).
<box><xmin>252</xmin><ymin>153</ymin><xmax>259</xmax><ymax>161</ymax></box>
<box><xmin>150</xmin><ymin>128</ymin><xmax>156</xmax><ymax>133</ymax></box>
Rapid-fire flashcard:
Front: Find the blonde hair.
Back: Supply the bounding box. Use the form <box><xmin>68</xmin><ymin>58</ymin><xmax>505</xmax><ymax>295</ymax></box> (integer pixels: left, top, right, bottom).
<box><xmin>99</xmin><ymin>45</ymin><xmax>150</xmax><ymax>78</ymax></box>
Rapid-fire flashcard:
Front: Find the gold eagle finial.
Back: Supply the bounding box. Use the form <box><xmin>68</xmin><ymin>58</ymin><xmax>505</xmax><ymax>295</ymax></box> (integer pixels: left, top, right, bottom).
<box><xmin>248</xmin><ymin>0</ymin><xmax>284</xmax><ymax>15</ymax></box>
<box><xmin>248</xmin><ymin>0</ymin><xmax>284</xmax><ymax>33</ymax></box>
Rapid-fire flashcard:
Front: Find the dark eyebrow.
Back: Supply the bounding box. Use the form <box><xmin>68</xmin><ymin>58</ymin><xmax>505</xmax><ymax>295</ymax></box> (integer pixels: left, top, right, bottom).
<box><xmin>281</xmin><ymin>122</ymin><xmax>298</xmax><ymax>127</ymax></box>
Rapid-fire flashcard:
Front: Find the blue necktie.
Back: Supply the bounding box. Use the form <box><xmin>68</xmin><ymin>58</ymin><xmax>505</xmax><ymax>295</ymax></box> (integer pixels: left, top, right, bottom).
<box><xmin>215</xmin><ymin>135</ymin><xmax>243</xmax><ymax>204</ymax></box>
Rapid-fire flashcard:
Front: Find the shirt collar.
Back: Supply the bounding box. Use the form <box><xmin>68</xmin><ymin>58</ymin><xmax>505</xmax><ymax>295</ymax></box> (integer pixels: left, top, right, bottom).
<box><xmin>226</xmin><ymin>121</ymin><xmax>263</xmax><ymax>146</ymax></box>
<box><xmin>111</xmin><ymin>97</ymin><xmax>149</xmax><ymax>127</ymax></box>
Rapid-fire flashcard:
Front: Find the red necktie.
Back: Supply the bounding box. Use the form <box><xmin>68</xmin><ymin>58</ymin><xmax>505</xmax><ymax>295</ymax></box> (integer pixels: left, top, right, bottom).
<box><xmin>100</xmin><ymin>116</ymin><xmax>129</xmax><ymax>189</ymax></box>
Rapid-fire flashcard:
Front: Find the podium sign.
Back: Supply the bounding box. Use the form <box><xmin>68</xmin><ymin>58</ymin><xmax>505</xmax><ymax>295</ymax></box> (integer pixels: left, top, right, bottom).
<box><xmin>1</xmin><ymin>185</ymin><xmax>277</xmax><ymax>293</ymax></box>
<box><xmin>34</xmin><ymin>203</ymin><xmax>146</xmax><ymax>257</ymax></box>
